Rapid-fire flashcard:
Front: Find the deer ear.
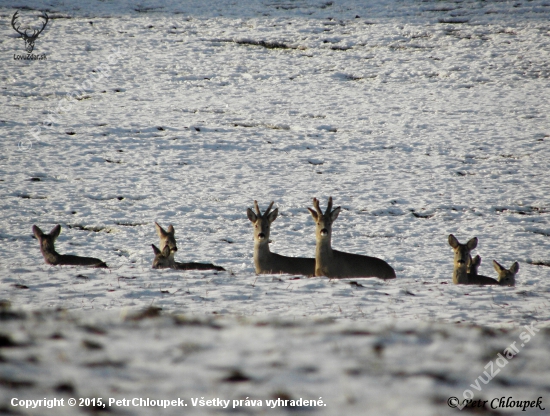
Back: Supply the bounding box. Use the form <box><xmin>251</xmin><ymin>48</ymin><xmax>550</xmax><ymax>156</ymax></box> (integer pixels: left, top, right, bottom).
<box><xmin>510</xmin><ymin>262</ymin><xmax>519</xmax><ymax>274</ymax></box>
<box><xmin>152</xmin><ymin>244</ymin><xmax>161</xmax><ymax>255</ymax></box>
<box><xmin>493</xmin><ymin>260</ymin><xmax>504</xmax><ymax>273</ymax></box>
<box><xmin>162</xmin><ymin>246</ymin><xmax>171</xmax><ymax>257</ymax></box>
<box><xmin>246</xmin><ymin>208</ymin><xmax>257</xmax><ymax>223</ymax></box>
<box><xmin>307</xmin><ymin>207</ymin><xmax>318</xmax><ymax>220</ymax></box>
<box><xmin>466</xmin><ymin>237</ymin><xmax>478</xmax><ymax>250</ymax></box>
<box><xmin>267</xmin><ymin>208</ymin><xmax>278</xmax><ymax>223</ymax></box>
<box><xmin>167</xmin><ymin>225</ymin><xmax>175</xmax><ymax>234</ymax></box>
<box><xmin>155</xmin><ymin>222</ymin><xmax>165</xmax><ymax>237</ymax></box>
<box><xmin>32</xmin><ymin>225</ymin><xmax>44</xmax><ymax>239</ymax></box>
<box><xmin>331</xmin><ymin>207</ymin><xmax>341</xmax><ymax>221</ymax></box>
<box><xmin>472</xmin><ymin>255</ymin><xmax>481</xmax><ymax>266</ymax></box>
<box><xmin>448</xmin><ymin>234</ymin><xmax>459</xmax><ymax>248</ymax></box>
<box><xmin>50</xmin><ymin>225</ymin><xmax>61</xmax><ymax>240</ymax></box>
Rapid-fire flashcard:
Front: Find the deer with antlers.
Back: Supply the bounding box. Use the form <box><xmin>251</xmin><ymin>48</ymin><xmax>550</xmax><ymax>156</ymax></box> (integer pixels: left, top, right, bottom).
<box><xmin>247</xmin><ymin>201</ymin><xmax>315</xmax><ymax>276</ymax></box>
<box><xmin>308</xmin><ymin>197</ymin><xmax>396</xmax><ymax>279</ymax></box>
<box><xmin>12</xmin><ymin>11</ymin><xmax>49</xmax><ymax>53</ymax></box>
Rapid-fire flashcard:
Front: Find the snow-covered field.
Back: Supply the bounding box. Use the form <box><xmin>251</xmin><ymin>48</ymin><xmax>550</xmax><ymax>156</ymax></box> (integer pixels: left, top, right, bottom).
<box><xmin>1</xmin><ymin>0</ymin><xmax>550</xmax><ymax>414</ymax></box>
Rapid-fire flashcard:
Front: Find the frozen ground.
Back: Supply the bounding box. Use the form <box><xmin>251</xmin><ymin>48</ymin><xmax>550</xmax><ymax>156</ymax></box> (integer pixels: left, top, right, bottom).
<box><xmin>1</xmin><ymin>0</ymin><xmax>550</xmax><ymax>414</ymax></box>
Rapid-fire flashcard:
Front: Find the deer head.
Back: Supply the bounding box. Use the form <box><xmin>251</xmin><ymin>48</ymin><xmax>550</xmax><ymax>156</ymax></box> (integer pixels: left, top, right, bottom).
<box><xmin>307</xmin><ymin>197</ymin><xmax>341</xmax><ymax>243</ymax></box>
<box><xmin>247</xmin><ymin>201</ymin><xmax>278</xmax><ymax>246</ymax></box>
<box><xmin>12</xmin><ymin>11</ymin><xmax>49</xmax><ymax>53</ymax></box>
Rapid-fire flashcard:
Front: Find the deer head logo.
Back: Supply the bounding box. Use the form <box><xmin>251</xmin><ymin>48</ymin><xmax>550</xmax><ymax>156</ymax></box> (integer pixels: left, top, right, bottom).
<box><xmin>11</xmin><ymin>11</ymin><xmax>49</xmax><ymax>53</ymax></box>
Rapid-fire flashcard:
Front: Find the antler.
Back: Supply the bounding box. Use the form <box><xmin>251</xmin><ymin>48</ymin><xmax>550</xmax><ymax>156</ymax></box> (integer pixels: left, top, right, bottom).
<box><xmin>325</xmin><ymin>196</ymin><xmax>333</xmax><ymax>215</ymax></box>
<box><xmin>34</xmin><ymin>12</ymin><xmax>49</xmax><ymax>38</ymax></box>
<box><xmin>11</xmin><ymin>11</ymin><xmax>25</xmax><ymax>36</ymax></box>
<box><xmin>312</xmin><ymin>198</ymin><xmax>323</xmax><ymax>216</ymax></box>
<box><xmin>263</xmin><ymin>201</ymin><xmax>274</xmax><ymax>217</ymax></box>
<box><xmin>11</xmin><ymin>11</ymin><xmax>48</xmax><ymax>39</ymax></box>
<box><xmin>253</xmin><ymin>200</ymin><xmax>274</xmax><ymax>217</ymax></box>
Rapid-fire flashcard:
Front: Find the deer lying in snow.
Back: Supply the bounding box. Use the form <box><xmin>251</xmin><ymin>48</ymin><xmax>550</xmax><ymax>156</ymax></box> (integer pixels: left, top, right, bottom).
<box><xmin>152</xmin><ymin>223</ymin><xmax>224</xmax><ymax>271</ymax></box>
<box><xmin>247</xmin><ymin>201</ymin><xmax>315</xmax><ymax>276</ymax></box>
<box><xmin>307</xmin><ymin>197</ymin><xmax>396</xmax><ymax>279</ymax></box>
<box><xmin>448</xmin><ymin>234</ymin><xmax>518</xmax><ymax>286</ymax></box>
<box><xmin>33</xmin><ymin>224</ymin><xmax>107</xmax><ymax>268</ymax></box>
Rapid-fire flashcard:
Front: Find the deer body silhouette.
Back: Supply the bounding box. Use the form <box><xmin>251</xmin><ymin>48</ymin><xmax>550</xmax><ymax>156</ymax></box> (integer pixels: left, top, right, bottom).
<box><xmin>308</xmin><ymin>197</ymin><xmax>396</xmax><ymax>279</ymax></box>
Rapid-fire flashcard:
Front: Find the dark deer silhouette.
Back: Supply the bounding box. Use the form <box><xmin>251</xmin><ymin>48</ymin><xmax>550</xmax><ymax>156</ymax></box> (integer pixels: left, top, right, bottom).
<box><xmin>12</xmin><ymin>11</ymin><xmax>49</xmax><ymax>53</ymax></box>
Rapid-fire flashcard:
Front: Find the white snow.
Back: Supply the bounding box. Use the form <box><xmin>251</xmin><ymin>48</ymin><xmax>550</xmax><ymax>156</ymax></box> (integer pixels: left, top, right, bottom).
<box><xmin>1</xmin><ymin>0</ymin><xmax>550</xmax><ymax>414</ymax></box>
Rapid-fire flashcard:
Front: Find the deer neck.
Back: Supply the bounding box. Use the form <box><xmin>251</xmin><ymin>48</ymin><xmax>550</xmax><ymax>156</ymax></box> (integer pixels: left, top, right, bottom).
<box><xmin>315</xmin><ymin>235</ymin><xmax>334</xmax><ymax>262</ymax></box>
<box><xmin>314</xmin><ymin>235</ymin><xmax>333</xmax><ymax>277</ymax></box>
<box><xmin>41</xmin><ymin>245</ymin><xmax>60</xmax><ymax>264</ymax></box>
<box><xmin>253</xmin><ymin>239</ymin><xmax>274</xmax><ymax>271</ymax></box>
<box><xmin>453</xmin><ymin>264</ymin><xmax>469</xmax><ymax>284</ymax></box>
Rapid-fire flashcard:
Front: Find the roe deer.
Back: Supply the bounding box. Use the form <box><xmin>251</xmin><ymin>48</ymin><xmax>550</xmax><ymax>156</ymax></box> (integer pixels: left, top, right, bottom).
<box><xmin>448</xmin><ymin>234</ymin><xmax>516</xmax><ymax>286</ymax></box>
<box><xmin>246</xmin><ymin>201</ymin><xmax>315</xmax><ymax>276</ymax></box>
<box><xmin>151</xmin><ymin>244</ymin><xmax>225</xmax><ymax>271</ymax></box>
<box><xmin>155</xmin><ymin>222</ymin><xmax>177</xmax><ymax>262</ymax></box>
<box><xmin>307</xmin><ymin>197</ymin><xmax>396</xmax><ymax>279</ymax></box>
<box><xmin>463</xmin><ymin>253</ymin><xmax>500</xmax><ymax>285</ymax></box>
<box><xmin>32</xmin><ymin>225</ymin><xmax>107</xmax><ymax>268</ymax></box>
<box><xmin>469</xmin><ymin>255</ymin><xmax>481</xmax><ymax>276</ymax></box>
<box><xmin>493</xmin><ymin>260</ymin><xmax>518</xmax><ymax>287</ymax></box>
<box><xmin>448</xmin><ymin>234</ymin><xmax>480</xmax><ymax>284</ymax></box>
